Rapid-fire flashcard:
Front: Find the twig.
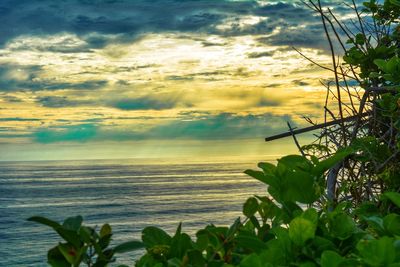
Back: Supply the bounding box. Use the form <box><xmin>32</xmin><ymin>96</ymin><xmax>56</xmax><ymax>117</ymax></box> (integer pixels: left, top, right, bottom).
<box><xmin>287</xmin><ymin>122</ymin><xmax>306</xmax><ymax>157</ymax></box>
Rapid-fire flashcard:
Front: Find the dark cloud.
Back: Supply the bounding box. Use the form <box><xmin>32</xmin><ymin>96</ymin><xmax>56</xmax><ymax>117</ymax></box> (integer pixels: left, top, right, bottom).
<box><xmin>247</xmin><ymin>51</ymin><xmax>273</xmax><ymax>58</ymax></box>
<box><xmin>109</xmin><ymin>95</ymin><xmax>186</xmax><ymax>110</ymax></box>
<box><xmin>36</xmin><ymin>96</ymin><xmax>92</xmax><ymax>108</ymax></box>
<box><xmin>0</xmin><ymin>117</ymin><xmax>41</xmax><ymax>122</ymax></box>
<box><xmin>251</xmin><ymin>2</ymin><xmax>351</xmax><ymax>53</ymax></box>
<box><xmin>0</xmin><ymin>0</ymin><xmax>352</xmax><ymax>52</ymax></box>
<box><xmin>292</xmin><ymin>79</ymin><xmax>311</xmax><ymax>86</ymax></box>
<box><xmin>0</xmin><ymin>0</ymin><xmax>255</xmax><ymax>47</ymax></box>
<box><xmin>164</xmin><ymin>67</ymin><xmax>259</xmax><ymax>82</ymax></box>
<box><xmin>201</xmin><ymin>41</ymin><xmax>228</xmax><ymax>47</ymax></box>
<box><xmin>257</xmin><ymin>24</ymin><xmax>329</xmax><ymax>51</ymax></box>
<box><xmin>165</xmin><ymin>75</ymin><xmax>195</xmax><ymax>81</ymax></box>
<box><xmin>255</xmin><ymin>98</ymin><xmax>282</xmax><ymax>107</ymax></box>
<box><xmin>176</xmin><ymin>13</ymin><xmax>225</xmax><ymax>31</ymax></box>
<box><xmin>40</xmin><ymin>80</ymin><xmax>108</xmax><ymax>91</ymax></box>
<box><xmin>254</xmin><ymin>2</ymin><xmax>313</xmax><ymax>18</ymax></box>
<box><xmin>0</xmin><ymin>95</ymin><xmax>23</xmax><ymax>103</ymax></box>
<box><xmin>0</xmin><ymin>64</ymin><xmax>42</xmax><ymax>91</ymax></box>
<box><xmin>0</xmin><ymin>64</ymin><xmax>108</xmax><ymax>91</ymax></box>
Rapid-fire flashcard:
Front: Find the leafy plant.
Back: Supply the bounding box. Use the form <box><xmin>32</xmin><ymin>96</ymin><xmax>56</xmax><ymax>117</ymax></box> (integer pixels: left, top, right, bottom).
<box><xmin>28</xmin><ymin>215</ymin><xmax>143</xmax><ymax>267</ymax></box>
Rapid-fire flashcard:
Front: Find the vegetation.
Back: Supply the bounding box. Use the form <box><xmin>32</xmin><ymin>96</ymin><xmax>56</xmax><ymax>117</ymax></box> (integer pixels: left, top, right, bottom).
<box><xmin>28</xmin><ymin>0</ymin><xmax>400</xmax><ymax>266</ymax></box>
<box><xmin>27</xmin><ymin>215</ymin><xmax>143</xmax><ymax>267</ymax></box>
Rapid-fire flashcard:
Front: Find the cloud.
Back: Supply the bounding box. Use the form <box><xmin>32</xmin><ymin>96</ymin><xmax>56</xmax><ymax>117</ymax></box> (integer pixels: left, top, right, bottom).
<box><xmin>0</xmin><ymin>64</ymin><xmax>108</xmax><ymax>91</ymax></box>
<box><xmin>7</xmin><ymin>34</ymin><xmax>92</xmax><ymax>53</ymax></box>
<box><xmin>258</xmin><ymin>24</ymin><xmax>329</xmax><ymax>52</ymax></box>
<box><xmin>247</xmin><ymin>51</ymin><xmax>273</xmax><ymax>58</ymax></box>
<box><xmin>34</xmin><ymin>124</ymin><xmax>97</xmax><ymax>143</ymax></box>
<box><xmin>0</xmin><ymin>94</ymin><xmax>24</xmax><ymax>103</ymax></box>
<box><xmin>254</xmin><ymin>2</ymin><xmax>313</xmax><ymax>18</ymax></box>
<box><xmin>0</xmin><ymin>117</ymin><xmax>41</xmax><ymax>122</ymax></box>
<box><xmin>0</xmin><ymin>0</ymin><xmax>256</xmax><ymax>47</ymax></box>
<box><xmin>108</xmin><ymin>94</ymin><xmax>187</xmax><ymax>110</ymax></box>
<box><xmin>255</xmin><ymin>98</ymin><xmax>282</xmax><ymax>107</ymax></box>
<box><xmin>292</xmin><ymin>79</ymin><xmax>311</xmax><ymax>86</ymax></box>
<box><xmin>0</xmin><ymin>64</ymin><xmax>42</xmax><ymax>91</ymax></box>
<box><xmin>31</xmin><ymin>113</ymin><xmax>294</xmax><ymax>143</ymax></box>
<box><xmin>155</xmin><ymin>112</ymin><xmax>294</xmax><ymax>139</ymax></box>
<box><xmin>36</xmin><ymin>96</ymin><xmax>92</xmax><ymax>108</ymax></box>
<box><xmin>0</xmin><ymin>0</ymin><xmax>353</xmax><ymax>148</ymax></box>
<box><xmin>0</xmin><ymin>0</ymin><xmax>351</xmax><ymax>51</ymax></box>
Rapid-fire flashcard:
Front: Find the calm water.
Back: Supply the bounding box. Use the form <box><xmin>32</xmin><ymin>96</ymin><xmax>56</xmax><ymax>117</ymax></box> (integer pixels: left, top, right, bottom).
<box><xmin>0</xmin><ymin>159</ymin><xmax>268</xmax><ymax>266</ymax></box>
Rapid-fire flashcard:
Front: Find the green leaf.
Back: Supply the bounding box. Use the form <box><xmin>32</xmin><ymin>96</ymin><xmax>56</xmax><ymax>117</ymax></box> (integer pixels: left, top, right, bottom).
<box><xmin>329</xmin><ymin>213</ymin><xmax>356</xmax><ymax>240</ymax></box>
<box><xmin>312</xmin><ymin>236</ymin><xmax>336</xmax><ymax>252</ymax></box>
<box><xmin>374</xmin><ymin>59</ymin><xmax>388</xmax><ymax>72</ymax></box>
<box><xmin>355</xmin><ymin>33</ymin><xmax>365</xmax><ymax>45</ymax></box>
<box><xmin>187</xmin><ymin>250</ymin><xmax>206</xmax><ymax>267</ymax></box>
<box><xmin>170</xmin><ymin>232</ymin><xmax>192</xmax><ymax>259</ymax></box>
<box><xmin>27</xmin><ymin>216</ymin><xmax>61</xmax><ymax>230</ymax></box>
<box><xmin>47</xmin><ymin>246</ymin><xmax>70</xmax><ymax>267</ymax></box>
<box><xmin>362</xmin><ymin>216</ymin><xmax>385</xmax><ymax>234</ymax></box>
<box><xmin>113</xmin><ymin>240</ymin><xmax>144</xmax><ymax>253</ymax></box>
<box><xmin>390</xmin><ymin>0</ymin><xmax>400</xmax><ymax>6</ymax></box>
<box><xmin>194</xmin><ymin>232</ymin><xmax>209</xmax><ymax>251</ymax></box>
<box><xmin>257</xmin><ymin>162</ymin><xmax>276</xmax><ymax>174</ymax></box>
<box><xmin>302</xmin><ymin>208</ymin><xmax>318</xmax><ymax>225</ymax></box>
<box><xmin>170</xmin><ymin>223</ymin><xmax>193</xmax><ymax>258</ymax></box>
<box><xmin>321</xmin><ymin>251</ymin><xmax>344</xmax><ymax>267</ymax></box>
<box><xmin>384</xmin><ymin>192</ymin><xmax>400</xmax><ymax>208</ymax></box>
<box><xmin>278</xmin><ymin>155</ymin><xmax>312</xmax><ymax>171</ymax></box>
<box><xmin>208</xmin><ymin>260</ymin><xmax>226</xmax><ymax>267</ymax></box>
<box><xmin>240</xmin><ymin>254</ymin><xmax>264</xmax><ymax>267</ymax></box>
<box><xmin>227</xmin><ymin>217</ymin><xmax>241</xmax><ymax>237</ymax></box>
<box><xmin>79</xmin><ymin>226</ymin><xmax>94</xmax><ymax>244</ymax></box>
<box><xmin>100</xmin><ymin>223</ymin><xmax>112</xmax><ymax>238</ymax></box>
<box><xmin>243</xmin><ymin>197</ymin><xmax>259</xmax><ymax>217</ymax></box>
<box><xmin>236</xmin><ymin>232</ymin><xmax>267</xmax><ymax>253</ymax></box>
<box><xmin>174</xmin><ymin>222</ymin><xmax>182</xmax><ymax>237</ymax></box>
<box><xmin>259</xmin><ymin>232</ymin><xmax>292</xmax><ymax>266</ymax></box>
<box><xmin>167</xmin><ymin>258</ymin><xmax>182</xmax><ymax>267</ymax></box>
<box><xmin>299</xmin><ymin>262</ymin><xmax>317</xmax><ymax>267</ymax></box>
<box><xmin>289</xmin><ymin>217</ymin><xmax>316</xmax><ymax>246</ymax></box>
<box><xmin>282</xmin><ymin>170</ymin><xmax>319</xmax><ymax>204</ymax></box>
<box><xmin>62</xmin><ymin>216</ymin><xmax>83</xmax><ymax>232</ymax></box>
<box><xmin>383</xmin><ymin>214</ymin><xmax>400</xmax><ymax>236</ymax></box>
<box><xmin>387</xmin><ymin>56</ymin><xmax>400</xmax><ymax>73</ymax></box>
<box><xmin>313</xmin><ymin>147</ymin><xmax>353</xmax><ymax>176</ymax></box>
<box><xmin>142</xmin><ymin>226</ymin><xmax>172</xmax><ymax>249</ymax></box>
<box><xmin>56</xmin><ymin>227</ymin><xmax>82</xmax><ymax>248</ymax></box>
<box><xmin>244</xmin><ymin>170</ymin><xmax>268</xmax><ymax>184</ymax></box>
<box><xmin>357</xmin><ymin>237</ymin><xmax>396</xmax><ymax>266</ymax></box>
<box><xmin>57</xmin><ymin>243</ymin><xmax>81</xmax><ymax>265</ymax></box>
<box><xmin>99</xmin><ymin>234</ymin><xmax>112</xmax><ymax>250</ymax></box>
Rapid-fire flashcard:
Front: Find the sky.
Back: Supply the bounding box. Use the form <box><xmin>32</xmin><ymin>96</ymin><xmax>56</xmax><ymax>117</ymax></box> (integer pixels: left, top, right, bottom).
<box><xmin>0</xmin><ymin>0</ymin><xmax>357</xmax><ymax>161</ymax></box>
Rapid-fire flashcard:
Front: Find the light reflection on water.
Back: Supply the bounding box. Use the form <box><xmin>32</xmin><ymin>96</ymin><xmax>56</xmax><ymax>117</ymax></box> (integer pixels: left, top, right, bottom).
<box><xmin>0</xmin><ymin>159</ymin><xmax>267</xmax><ymax>266</ymax></box>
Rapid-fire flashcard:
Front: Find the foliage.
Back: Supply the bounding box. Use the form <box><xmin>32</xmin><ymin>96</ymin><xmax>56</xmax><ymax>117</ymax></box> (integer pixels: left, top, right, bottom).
<box><xmin>132</xmin><ymin>151</ymin><xmax>400</xmax><ymax>267</ymax></box>
<box><xmin>29</xmin><ymin>149</ymin><xmax>400</xmax><ymax>266</ymax></box>
<box><xmin>28</xmin><ymin>215</ymin><xmax>143</xmax><ymax>267</ymax></box>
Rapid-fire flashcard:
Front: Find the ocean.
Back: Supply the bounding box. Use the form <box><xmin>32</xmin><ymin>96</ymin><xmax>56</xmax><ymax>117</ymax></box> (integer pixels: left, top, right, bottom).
<box><xmin>0</xmin><ymin>158</ymin><xmax>268</xmax><ymax>266</ymax></box>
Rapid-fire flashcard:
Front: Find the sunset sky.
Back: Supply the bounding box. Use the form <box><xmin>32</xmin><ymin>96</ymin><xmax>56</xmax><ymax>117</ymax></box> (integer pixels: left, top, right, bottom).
<box><xmin>0</xmin><ymin>0</ymin><xmax>357</xmax><ymax>161</ymax></box>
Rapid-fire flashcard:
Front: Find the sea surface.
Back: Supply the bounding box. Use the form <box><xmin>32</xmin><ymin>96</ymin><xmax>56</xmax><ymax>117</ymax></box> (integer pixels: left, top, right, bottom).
<box><xmin>0</xmin><ymin>158</ymin><xmax>269</xmax><ymax>266</ymax></box>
